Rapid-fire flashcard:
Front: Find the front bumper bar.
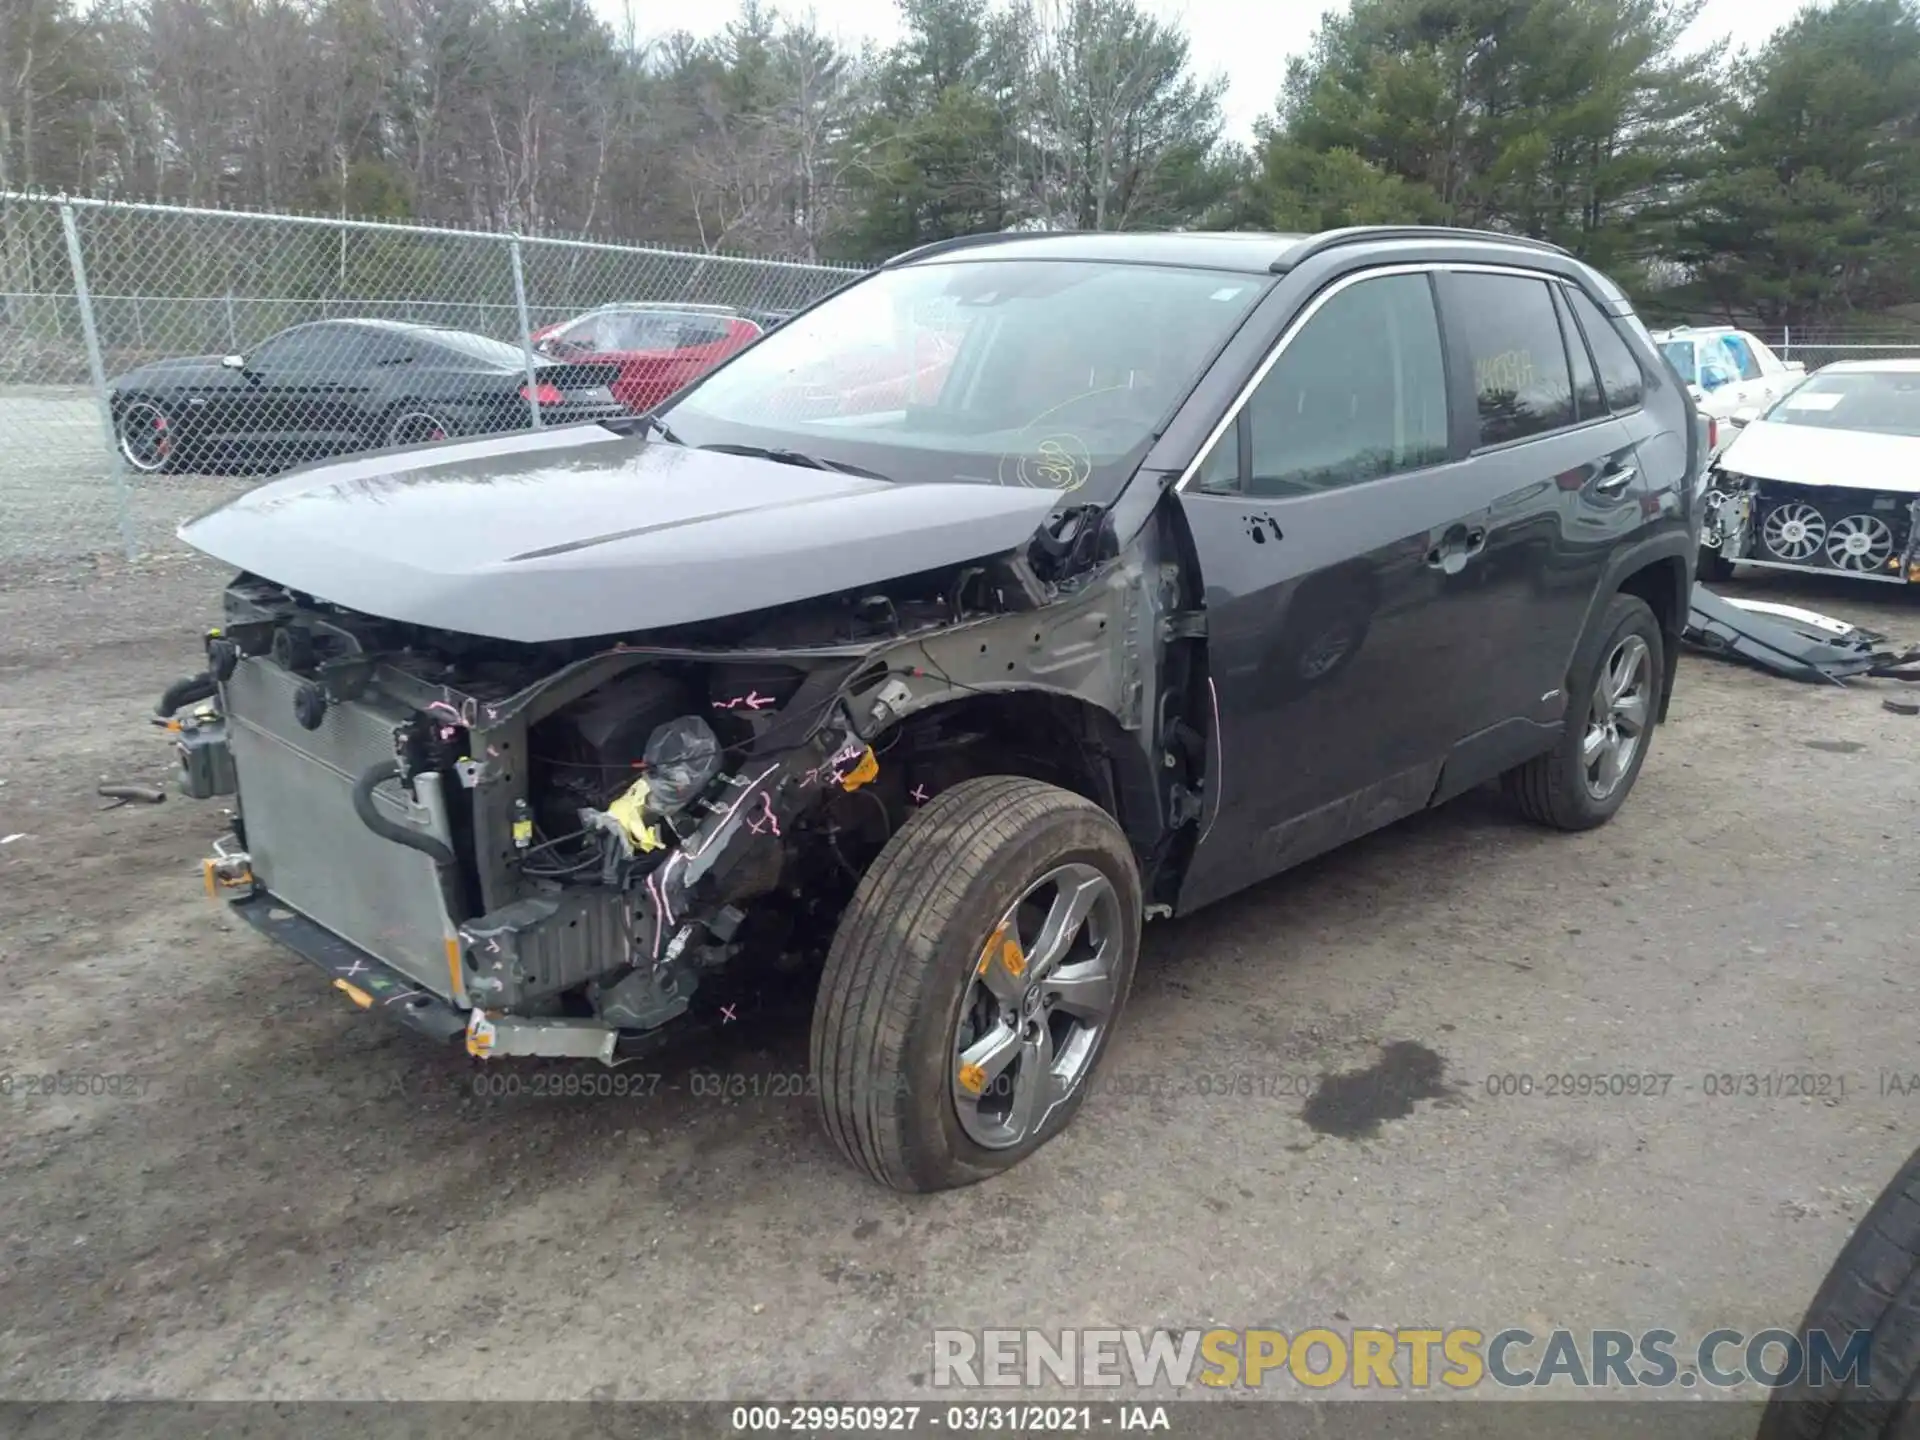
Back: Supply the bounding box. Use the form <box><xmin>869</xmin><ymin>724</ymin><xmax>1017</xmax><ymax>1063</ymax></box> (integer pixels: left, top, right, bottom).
<box><xmin>228</xmin><ymin>888</ymin><xmax>629</xmax><ymax>1061</ymax></box>
<box><xmin>227</xmin><ymin>890</ymin><xmax>468</xmax><ymax>1041</ymax></box>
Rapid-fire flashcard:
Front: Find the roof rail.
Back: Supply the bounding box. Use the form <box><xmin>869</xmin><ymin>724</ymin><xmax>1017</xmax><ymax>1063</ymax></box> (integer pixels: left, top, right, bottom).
<box><xmin>1271</xmin><ymin>225</ymin><xmax>1572</xmax><ymax>272</ymax></box>
<box><xmin>882</xmin><ymin>230</ymin><xmax>1081</xmax><ymax>267</ymax></box>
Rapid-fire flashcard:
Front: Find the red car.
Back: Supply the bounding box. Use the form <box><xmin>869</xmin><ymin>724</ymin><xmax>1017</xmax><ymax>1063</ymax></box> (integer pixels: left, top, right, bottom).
<box><xmin>529</xmin><ymin>304</ymin><xmax>764</xmax><ymax>413</ymax></box>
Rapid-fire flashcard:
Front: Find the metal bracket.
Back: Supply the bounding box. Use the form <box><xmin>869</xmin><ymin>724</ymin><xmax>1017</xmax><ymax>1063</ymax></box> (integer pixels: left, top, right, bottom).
<box><xmin>1162</xmin><ymin>611</ymin><xmax>1207</xmax><ymax>641</ymax></box>
<box><xmin>454</xmin><ymin>757</ymin><xmax>495</xmax><ymax>788</ymax></box>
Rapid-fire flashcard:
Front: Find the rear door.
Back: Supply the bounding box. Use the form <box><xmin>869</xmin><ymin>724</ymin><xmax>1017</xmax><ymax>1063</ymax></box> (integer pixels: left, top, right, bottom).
<box><xmin>1173</xmin><ymin>266</ymin><xmax>1480</xmax><ymax>911</ymax></box>
<box><xmin>1428</xmin><ymin>269</ymin><xmax>1644</xmax><ymax>749</ymax></box>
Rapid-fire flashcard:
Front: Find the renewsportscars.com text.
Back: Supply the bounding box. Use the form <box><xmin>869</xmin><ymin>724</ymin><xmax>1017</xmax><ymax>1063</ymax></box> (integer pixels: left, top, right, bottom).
<box><xmin>931</xmin><ymin>1326</ymin><xmax>1871</xmax><ymax>1391</ymax></box>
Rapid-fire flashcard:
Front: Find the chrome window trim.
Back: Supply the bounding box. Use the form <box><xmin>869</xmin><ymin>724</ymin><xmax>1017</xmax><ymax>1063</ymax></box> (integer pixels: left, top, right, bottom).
<box><xmin>1171</xmin><ymin>259</ymin><xmax>1586</xmax><ymax>495</ymax></box>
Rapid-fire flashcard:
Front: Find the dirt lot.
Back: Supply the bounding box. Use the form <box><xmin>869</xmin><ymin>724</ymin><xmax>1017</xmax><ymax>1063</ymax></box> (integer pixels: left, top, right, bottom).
<box><xmin>3</xmin><ymin>541</ymin><xmax>1919</xmax><ymax>1416</ymax></box>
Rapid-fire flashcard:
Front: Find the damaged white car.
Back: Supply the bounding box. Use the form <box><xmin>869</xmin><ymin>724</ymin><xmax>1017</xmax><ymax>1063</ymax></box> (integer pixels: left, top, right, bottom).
<box><xmin>1698</xmin><ymin>359</ymin><xmax>1920</xmax><ymax>584</ymax></box>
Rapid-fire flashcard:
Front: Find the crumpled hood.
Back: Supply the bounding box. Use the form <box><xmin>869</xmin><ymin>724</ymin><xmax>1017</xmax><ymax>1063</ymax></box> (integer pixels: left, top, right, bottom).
<box><xmin>178</xmin><ymin>424</ymin><xmax>1062</xmax><ymax>642</ymax></box>
<box><xmin>1720</xmin><ymin>420</ymin><xmax>1920</xmax><ymax>494</ymax></box>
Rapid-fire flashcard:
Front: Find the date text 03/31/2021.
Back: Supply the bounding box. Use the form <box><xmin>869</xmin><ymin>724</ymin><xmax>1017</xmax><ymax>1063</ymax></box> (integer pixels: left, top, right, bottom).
<box><xmin>728</xmin><ymin>1406</ymin><xmax>1168</xmax><ymax>1432</ymax></box>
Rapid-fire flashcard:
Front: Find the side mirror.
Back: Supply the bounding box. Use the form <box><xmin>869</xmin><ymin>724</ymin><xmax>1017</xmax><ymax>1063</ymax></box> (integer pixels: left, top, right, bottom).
<box><xmin>221</xmin><ymin>353</ymin><xmax>246</xmax><ymax>370</ymax></box>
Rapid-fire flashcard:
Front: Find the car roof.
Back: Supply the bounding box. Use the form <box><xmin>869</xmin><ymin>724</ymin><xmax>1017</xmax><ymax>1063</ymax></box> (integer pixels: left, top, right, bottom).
<box><xmin>882</xmin><ymin>225</ymin><xmax>1573</xmax><ymax>274</ymax></box>
<box><xmin>586</xmin><ymin>301</ymin><xmax>742</xmax><ymax>316</ymax></box>
<box><xmin>1650</xmin><ymin>324</ymin><xmax>1741</xmax><ymax>339</ymax></box>
<box><xmin>1815</xmin><ymin>357</ymin><xmax>1920</xmax><ymax>373</ymax></box>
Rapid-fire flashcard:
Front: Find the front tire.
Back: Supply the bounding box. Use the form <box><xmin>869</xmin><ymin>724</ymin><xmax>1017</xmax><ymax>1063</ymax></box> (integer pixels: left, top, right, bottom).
<box><xmin>1755</xmin><ymin>1145</ymin><xmax>1920</xmax><ymax>1440</ymax></box>
<box><xmin>1502</xmin><ymin>592</ymin><xmax>1663</xmax><ymax>831</ymax></box>
<box><xmin>810</xmin><ymin>776</ymin><xmax>1142</xmax><ymax>1192</ymax></box>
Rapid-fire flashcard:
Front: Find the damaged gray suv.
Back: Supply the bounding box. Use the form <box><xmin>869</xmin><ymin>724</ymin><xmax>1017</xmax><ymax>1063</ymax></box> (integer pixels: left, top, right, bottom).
<box><xmin>157</xmin><ymin>226</ymin><xmax>1704</xmax><ymax>1191</ymax></box>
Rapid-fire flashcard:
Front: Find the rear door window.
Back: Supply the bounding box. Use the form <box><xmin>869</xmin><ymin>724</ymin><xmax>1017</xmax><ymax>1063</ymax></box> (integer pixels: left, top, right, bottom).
<box><xmin>1447</xmin><ymin>272</ymin><xmax>1576</xmax><ymax>445</ymax></box>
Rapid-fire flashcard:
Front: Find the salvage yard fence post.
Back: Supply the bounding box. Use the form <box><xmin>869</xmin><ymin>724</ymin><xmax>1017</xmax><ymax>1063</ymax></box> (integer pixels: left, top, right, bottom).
<box><xmin>507</xmin><ymin>235</ymin><xmax>543</xmax><ymax>430</ymax></box>
<box><xmin>56</xmin><ymin>199</ymin><xmax>139</xmax><ymax>562</ymax></box>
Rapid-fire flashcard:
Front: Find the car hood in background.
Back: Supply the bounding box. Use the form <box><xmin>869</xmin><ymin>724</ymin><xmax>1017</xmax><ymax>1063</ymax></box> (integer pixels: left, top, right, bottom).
<box><xmin>113</xmin><ymin>353</ymin><xmax>228</xmax><ymax>383</ymax></box>
<box><xmin>178</xmin><ymin>424</ymin><xmax>1063</xmax><ymax>642</ymax></box>
<box><xmin>1719</xmin><ymin>421</ymin><xmax>1920</xmax><ymax>493</ymax></box>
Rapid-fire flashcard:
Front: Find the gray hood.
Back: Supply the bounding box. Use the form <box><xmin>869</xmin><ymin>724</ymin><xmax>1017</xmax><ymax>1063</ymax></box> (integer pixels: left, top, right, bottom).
<box><xmin>179</xmin><ymin>423</ymin><xmax>1062</xmax><ymax>642</ymax></box>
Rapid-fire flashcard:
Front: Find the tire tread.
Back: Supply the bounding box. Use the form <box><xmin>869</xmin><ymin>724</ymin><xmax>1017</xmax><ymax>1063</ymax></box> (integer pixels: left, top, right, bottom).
<box><xmin>810</xmin><ymin>776</ymin><xmax>1129</xmax><ymax>1191</ymax></box>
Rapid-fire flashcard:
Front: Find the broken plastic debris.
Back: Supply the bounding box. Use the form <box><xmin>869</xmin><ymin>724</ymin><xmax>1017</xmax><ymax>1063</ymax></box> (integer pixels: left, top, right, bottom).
<box><xmin>603</xmin><ymin>776</ymin><xmax>664</xmax><ymax>852</ymax></box>
<box><xmin>642</xmin><ymin>716</ymin><xmax>721</xmax><ymax>813</ymax></box>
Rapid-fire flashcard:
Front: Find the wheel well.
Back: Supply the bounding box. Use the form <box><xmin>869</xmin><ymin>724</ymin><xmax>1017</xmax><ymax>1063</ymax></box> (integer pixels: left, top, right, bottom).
<box><xmin>1615</xmin><ymin>556</ymin><xmax>1687</xmax><ymax>722</ymax></box>
<box><xmin>885</xmin><ymin>691</ymin><xmax>1160</xmax><ymax>863</ymax></box>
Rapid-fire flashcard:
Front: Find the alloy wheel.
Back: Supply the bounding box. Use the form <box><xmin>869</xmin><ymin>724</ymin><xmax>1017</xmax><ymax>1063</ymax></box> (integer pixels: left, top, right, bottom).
<box><xmin>951</xmin><ymin>863</ymin><xmax>1123</xmax><ymax>1150</ymax></box>
<box><xmin>116</xmin><ymin>400</ymin><xmax>172</xmax><ymax>473</ymax></box>
<box><xmin>1582</xmin><ymin>634</ymin><xmax>1651</xmax><ymax>802</ymax></box>
<box><xmin>389</xmin><ymin>410</ymin><xmax>449</xmax><ymax>447</ymax></box>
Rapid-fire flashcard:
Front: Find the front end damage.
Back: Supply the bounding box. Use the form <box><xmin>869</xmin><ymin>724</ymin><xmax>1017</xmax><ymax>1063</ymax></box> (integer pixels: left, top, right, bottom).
<box><xmin>157</xmin><ymin>512</ymin><xmax>1195</xmax><ymax>1062</ymax></box>
<box><xmin>1701</xmin><ymin>470</ymin><xmax>1920</xmax><ymax>584</ymax></box>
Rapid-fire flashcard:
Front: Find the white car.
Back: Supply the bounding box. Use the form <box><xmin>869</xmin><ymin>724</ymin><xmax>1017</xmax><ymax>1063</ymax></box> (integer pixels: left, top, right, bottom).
<box><xmin>1697</xmin><ymin>359</ymin><xmax>1920</xmax><ymax>584</ymax></box>
<box><xmin>1651</xmin><ymin>325</ymin><xmax>1805</xmax><ymax>453</ymax></box>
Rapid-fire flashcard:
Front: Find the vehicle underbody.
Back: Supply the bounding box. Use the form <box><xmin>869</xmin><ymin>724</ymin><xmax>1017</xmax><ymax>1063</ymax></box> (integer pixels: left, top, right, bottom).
<box><xmin>162</xmin><ymin>509</ymin><xmax>1202</xmax><ymax>1063</ymax></box>
<box><xmin>1702</xmin><ymin>472</ymin><xmax>1920</xmax><ymax>584</ymax></box>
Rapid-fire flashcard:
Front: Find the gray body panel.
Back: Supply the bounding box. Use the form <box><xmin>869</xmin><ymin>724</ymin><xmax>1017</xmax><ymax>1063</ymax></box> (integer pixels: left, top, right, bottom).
<box><xmin>178</xmin><ymin>423</ymin><xmax>1062</xmax><ymax>642</ymax></box>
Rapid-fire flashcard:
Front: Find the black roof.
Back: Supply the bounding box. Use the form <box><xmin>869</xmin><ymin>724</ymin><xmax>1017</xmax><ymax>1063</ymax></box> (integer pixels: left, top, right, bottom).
<box><xmin>883</xmin><ymin>225</ymin><xmax>1571</xmax><ymax>274</ymax></box>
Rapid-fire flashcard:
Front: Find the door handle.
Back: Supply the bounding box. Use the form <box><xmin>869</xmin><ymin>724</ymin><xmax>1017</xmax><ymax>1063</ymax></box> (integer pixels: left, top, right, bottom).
<box><xmin>1594</xmin><ymin>465</ymin><xmax>1636</xmax><ymax>496</ymax></box>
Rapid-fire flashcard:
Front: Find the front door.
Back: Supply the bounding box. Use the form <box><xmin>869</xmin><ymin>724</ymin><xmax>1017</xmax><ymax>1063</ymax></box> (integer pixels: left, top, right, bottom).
<box><xmin>1175</xmin><ymin>268</ymin><xmax>1490</xmax><ymax>913</ymax></box>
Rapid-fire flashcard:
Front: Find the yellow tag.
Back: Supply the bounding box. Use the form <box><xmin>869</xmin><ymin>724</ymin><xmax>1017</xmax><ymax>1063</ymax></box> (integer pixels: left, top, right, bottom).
<box><xmin>333</xmin><ymin>978</ymin><xmax>373</xmax><ymax>1009</ymax></box>
<box><xmin>604</xmin><ymin>777</ymin><xmax>663</xmax><ymax>851</ymax></box>
<box><xmin>511</xmin><ymin>817</ymin><xmax>534</xmax><ymax>842</ymax></box>
<box><xmin>840</xmin><ymin>747</ymin><xmax>879</xmax><ymax>791</ymax></box>
<box><xmin>1000</xmin><ymin>936</ymin><xmax>1026</xmax><ymax>979</ymax></box>
<box><xmin>466</xmin><ymin>1010</ymin><xmax>496</xmax><ymax>1057</ymax></box>
<box><xmin>958</xmin><ymin>1062</ymin><xmax>987</xmax><ymax>1095</ymax></box>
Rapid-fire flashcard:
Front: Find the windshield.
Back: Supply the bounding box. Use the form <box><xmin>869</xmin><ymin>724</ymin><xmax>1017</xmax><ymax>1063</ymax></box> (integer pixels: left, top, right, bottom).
<box><xmin>1659</xmin><ymin>341</ymin><xmax>1696</xmax><ymax>383</ymax></box>
<box><xmin>429</xmin><ymin>330</ymin><xmax>529</xmax><ymax>368</ymax></box>
<box><xmin>660</xmin><ymin>258</ymin><xmax>1271</xmax><ymax>501</ymax></box>
<box><xmin>1761</xmin><ymin>370</ymin><xmax>1920</xmax><ymax>437</ymax></box>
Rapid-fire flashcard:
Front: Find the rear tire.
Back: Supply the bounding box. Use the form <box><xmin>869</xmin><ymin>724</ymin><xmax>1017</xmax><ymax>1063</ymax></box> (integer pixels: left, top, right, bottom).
<box><xmin>1755</xmin><ymin>1145</ymin><xmax>1920</xmax><ymax>1440</ymax></box>
<box><xmin>1502</xmin><ymin>593</ymin><xmax>1663</xmax><ymax>831</ymax></box>
<box><xmin>385</xmin><ymin>407</ymin><xmax>453</xmax><ymax>448</ymax></box>
<box><xmin>810</xmin><ymin>776</ymin><xmax>1141</xmax><ymax>1192</ymax></box>
<box><xmin>114</xmin><ymin>397</ymin><xmax>179</xmax><ymax>474</ymax></box>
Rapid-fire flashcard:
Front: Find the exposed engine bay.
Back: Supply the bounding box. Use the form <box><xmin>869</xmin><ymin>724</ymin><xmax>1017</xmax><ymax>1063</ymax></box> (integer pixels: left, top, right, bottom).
<box><xmin>157</xmin><ymin>511</ymin><xmax>1200</xmax><ymax>1062</ymax></box>
<box><xmin>1701</xmin><ymin>471</ymin><xmax>1920</xmax><ymax>583</ymax></box>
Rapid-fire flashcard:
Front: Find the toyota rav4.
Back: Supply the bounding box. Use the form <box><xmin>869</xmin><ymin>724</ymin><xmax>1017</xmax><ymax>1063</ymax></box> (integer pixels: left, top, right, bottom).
<box><xmin>155</xmin><ymin>225</ymin><xmax>1705</xmax><ymax>1191</ymax></box>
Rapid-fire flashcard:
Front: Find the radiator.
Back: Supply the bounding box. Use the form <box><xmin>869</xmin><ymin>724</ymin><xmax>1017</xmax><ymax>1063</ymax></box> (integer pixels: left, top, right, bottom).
<box><xmin>223</xmin><ymin>656</ymin><xmax>463</xmax><ymax>998</ymax></box>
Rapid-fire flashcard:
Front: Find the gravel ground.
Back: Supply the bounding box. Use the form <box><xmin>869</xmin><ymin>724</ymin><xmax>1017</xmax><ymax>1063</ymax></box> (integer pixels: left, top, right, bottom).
<box><xmin>2</xmin><ymin>538</ymin><xmax>1919</xmax><ymax>1421</ymax></box>
<box><xmin>0</xmin><ymin>387</ymin><xmax>257</xmax><ymax>561</ymax></box>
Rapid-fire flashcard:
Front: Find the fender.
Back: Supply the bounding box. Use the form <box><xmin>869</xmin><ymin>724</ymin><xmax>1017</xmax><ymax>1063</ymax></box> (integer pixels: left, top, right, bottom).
<box><xmin>1565</xmin><ymin>528</ymin><xmax>1695</xmax><ymax>724</ymax></box>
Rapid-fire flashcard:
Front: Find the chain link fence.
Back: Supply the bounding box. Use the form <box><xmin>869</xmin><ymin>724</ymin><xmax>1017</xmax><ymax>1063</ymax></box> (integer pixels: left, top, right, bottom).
<box><xmin>1759</xmin><ymin>328</ymin><xmax>1920</xmax><ymax>375</ymax></box>
<box><xmin>0</xmin><ymin>193</ymin><xmax>864</xmax><ymax>563</ymax></box>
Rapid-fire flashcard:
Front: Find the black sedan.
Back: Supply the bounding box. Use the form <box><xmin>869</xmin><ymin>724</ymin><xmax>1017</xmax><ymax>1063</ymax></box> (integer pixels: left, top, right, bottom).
<box><xmin>108</xmin><ymin>318</ymin><xmax>630</xmax><ymax>475</ymax></box>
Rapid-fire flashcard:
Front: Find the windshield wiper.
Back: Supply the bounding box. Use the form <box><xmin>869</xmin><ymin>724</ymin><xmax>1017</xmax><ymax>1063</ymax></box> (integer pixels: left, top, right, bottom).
<box><xmin>698</xmin><ymin>442</ymin><xmax>893</xmax><ymax>483</ymax></box>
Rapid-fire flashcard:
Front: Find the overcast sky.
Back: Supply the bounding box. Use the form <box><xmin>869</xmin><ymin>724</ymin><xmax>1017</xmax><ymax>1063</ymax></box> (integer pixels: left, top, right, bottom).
<box><xmin>601</xmin><ymin>0</ymin><xmax>1819</xmax><ymax>142</ymax></box>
